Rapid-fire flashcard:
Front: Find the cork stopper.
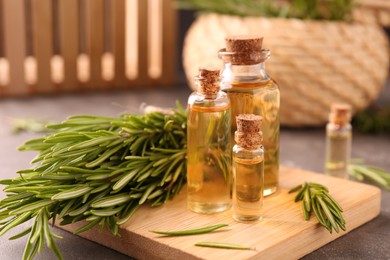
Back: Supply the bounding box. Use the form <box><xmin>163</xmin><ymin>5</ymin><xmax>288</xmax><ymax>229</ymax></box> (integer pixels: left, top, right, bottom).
<box><xmin>225</xmin><ymin>35</ymin><xmax>263</xmax><ymax>53</ymax></box>
<box><xmin>199</xmin><ymin>67</ymin><xmax>220</xmax><ymax>79</ymax></box>
<box><xmin>196</xmin><ymin>67</ymin><xmax>220</xmax><ymax>98</ymax></box>
<box><xmin>222</xmin><ymin>35</ymin><xmax>264</xmax><ymax>65</ymax></box>
<box><xmin>329</xmin><ymin>103</ymin><xmax>352</xmax><ymax>127</ymax></box>
<box><xmin>235</xmin><ymin>114</ymin><xmax>263</xmax><ymax>149</ymax></box>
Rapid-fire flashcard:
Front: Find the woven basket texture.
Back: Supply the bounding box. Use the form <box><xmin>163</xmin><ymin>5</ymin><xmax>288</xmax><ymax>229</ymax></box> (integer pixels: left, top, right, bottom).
<box><xmin>353</xmin><ymin>0</ymin><xmax>390</xmax><ymax>27</ymax></box>
<box><xmin>183</xmin><ymin>14</ymin><xmax>389</xmax><ymax>126</ymax></box>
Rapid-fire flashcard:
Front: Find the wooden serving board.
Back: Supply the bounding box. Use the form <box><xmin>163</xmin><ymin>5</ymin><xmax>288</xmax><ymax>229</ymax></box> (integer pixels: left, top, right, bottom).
<box><xmin>60</xmin><ymin>166</ymin><xmax>381</xmax><ymax>259</ymax></box>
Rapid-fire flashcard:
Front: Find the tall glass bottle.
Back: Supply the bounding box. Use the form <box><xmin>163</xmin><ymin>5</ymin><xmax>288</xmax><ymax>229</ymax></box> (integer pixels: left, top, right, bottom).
<box><xmin>219</xmin><ymin>35</ymin><xmax>280</xmax><ymax>196</ymax></box>
<box><xmin>187</xmin><ymin>67</ymin><xmax>231</xmax><ymax>214</ymax></box>
<box><xmin>233</xmin><ymin>114</ymin><xmax>264</xmax><ymax>222</ymax></box>
<box><xmin>325</xmin><ymin>104</ymin><xmax>352</xmax><ymax>179</ymax></box>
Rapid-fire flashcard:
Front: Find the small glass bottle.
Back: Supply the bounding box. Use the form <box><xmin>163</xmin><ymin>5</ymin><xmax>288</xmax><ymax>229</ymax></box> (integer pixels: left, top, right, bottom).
<box><xmin>187</xmin><ymin>67</ymin><xmax>231</xmax><ymax>214</ymax></box>
<box><xmin>233</xmin><ymin>114</ymin><xmax>264</xmax><ymax>222</ymax></box>
<box><xmin>325</xmin><ymin>103</ymin><xmax>352</xmax><ymax>179</ymax></box>
<box><xmin>219</xmin><ymin>35</ymin><xmax>279</xmax><ymax>196</ymax></box>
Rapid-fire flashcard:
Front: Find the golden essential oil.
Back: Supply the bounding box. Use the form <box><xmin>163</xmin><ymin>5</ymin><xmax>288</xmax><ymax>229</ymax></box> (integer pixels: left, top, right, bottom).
<box><xmin>187</xmin><ymin>67</ymin><xmax>231</xmax><ymax>214</ymax></box>
<box><xmin>233</xmin><ymin>156</ymin><xmax>264</xmax><ymax>222</ymax></box>
<box><xmin>325</xmin><ymin>131</ymin><xmax>351</xmax><ymax>178</ymax></box>
<box><xmin>226</xmin><ymin>81</ymin><xmax>279</xmax><ymax>196</ymax></box>
<box><xmin>232</xmin><ymin>114</ymin><xmax>264</xmax><ymax>222</ymax></box>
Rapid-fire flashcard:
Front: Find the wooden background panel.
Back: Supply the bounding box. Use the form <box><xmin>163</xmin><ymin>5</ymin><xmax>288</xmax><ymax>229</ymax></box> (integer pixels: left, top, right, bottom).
<box><xmin>0</xmin><ymin>0</ymin><xmax>178</xmax><ymax>97</ymax></box>
<box><xmin>2</xmin><ymin>0</ymin><xmax>27</xmax><ymax>95</ymax></box>
<box><xmin>31</xmin><ymin>0</ymin><xmax>54</xmax><ymax>93</ymax></box>
<box><xmin>161</xmin><ymin>0</ymin><xmax>177</xmax><ymax>86</ymax></box>
<box><xmin>136</xmin><ymin>0</ymin><xmax>149</xmax><ymax>86</ymax></box>
<box><xmin>112</xmin><ymin>0</ymin><xmax>127</xmax><ymax>87</ymax></box>
<box><xmin>85</xmin><ymin>0</ymin><xmax>105</xmax><ymax>89</ymax></box>
<box><xmin>59</xmin><ymin>0</ymin><xmax>79</xmax><ymax>91</ymax></box>
<box><xmin>147</xmin><ymin>0</ymin><xmax>162</xmax><ymax>83</ymax></box>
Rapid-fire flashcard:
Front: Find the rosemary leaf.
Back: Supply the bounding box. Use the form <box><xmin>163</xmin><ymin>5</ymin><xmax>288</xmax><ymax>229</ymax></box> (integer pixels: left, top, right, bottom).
<box><xmin>194</xmin><ymin>241</ymin><xmax>254</xmax><ymax>250</ymax></box>
<box><xmin>51</xmin><ymin>186</ymin><xmax>93</xmax><ymax>201</ymax></box>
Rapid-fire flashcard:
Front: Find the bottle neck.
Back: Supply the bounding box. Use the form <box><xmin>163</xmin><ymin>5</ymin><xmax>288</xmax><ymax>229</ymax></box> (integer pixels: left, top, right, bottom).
<box><xmin>327</xmin><ymin>122</ymin><xmax>352</xmax><ymax>132</ymax></box>
<box><xmin>235</xmin><ymin>131</ymin><xmax>262</xmax><ymax>150</ymax></box>
<box><xmin>194</xmin><ymin>77</ymin><xmax>220</xmax><ymax>99</ymax></box>
<box><xmin>222</xmin><ymin>62</ymin><xmax>270</xmax><ymax>83</ymax></box>
<box><xmin>189</xmin><ymin>91</ymin><xmax>220</xmax><ymax>103</ymax></box>
<box><xmin>196</xmin><ymin>92</ymin><xmax>218</xmax><ymax>100</ymax></box>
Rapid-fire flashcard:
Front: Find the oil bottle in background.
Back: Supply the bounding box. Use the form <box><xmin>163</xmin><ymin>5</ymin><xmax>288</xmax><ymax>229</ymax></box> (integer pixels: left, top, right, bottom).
<box><xmin>325</xmin><ymin>103</ymin><xmax>352</xmax><ymax>179</ymax></box>
<box><xmin>187</xmin><ymin>67</ymin><xmax>231</xmax><ymax>213</ymax></box>
<box><xmin>219</xmin><ymin>35</ymin><xmax>280</xmax><ymax>196</ymax></box>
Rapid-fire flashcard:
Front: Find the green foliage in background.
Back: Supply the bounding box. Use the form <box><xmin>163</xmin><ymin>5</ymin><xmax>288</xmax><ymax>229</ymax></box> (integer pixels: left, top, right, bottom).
<box><xmin>177</xmin><ymin>0</ymin><xmax>355</xmax><ymax>21</ymax></box>
<box><xmin>353</xmin><ymin>107</ymin><xmax>390</xmax><ymax>135</ymax></box>
<box><xmin>10</xmin><ymin>118</ymin><xmax>54</xmax><ymax>134</ymax></box>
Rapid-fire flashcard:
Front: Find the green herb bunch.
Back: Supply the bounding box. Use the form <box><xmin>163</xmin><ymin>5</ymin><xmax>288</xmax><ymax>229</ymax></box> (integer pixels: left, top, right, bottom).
<box><xmin>177</xmin><ymin>0</ymin><xmax>354</xmax><ymax>21</ymax></box>
<box><xmin>289</xmin><ymin>182</ymin><xmax>346</xmax><ymax>233</ymax></box>
<box><xmin>0</xmin><ymin>103</ymin><xmax>187</xmax><ymax>260</ymax></box>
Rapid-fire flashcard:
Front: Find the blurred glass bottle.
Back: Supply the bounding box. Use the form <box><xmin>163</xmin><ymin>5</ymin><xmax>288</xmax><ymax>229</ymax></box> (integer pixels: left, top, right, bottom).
<box><xmin>325</xmin><ymin>104</ymin><xmax>352</xmax><ymax>179</ymax></box>
<box><xmin>219</xmin><ymin>35</ymin><xmax>279</xmax><ymax>196</ymax></box>
<box><xmin>233</xmin><ymin>114</ymin><xmax>264</xmax><ymax>222</ymax></box>
<box><xmin>187</xmin><ymin>67</ymin><xmax>231</xmax><ymax>214</ymax></box>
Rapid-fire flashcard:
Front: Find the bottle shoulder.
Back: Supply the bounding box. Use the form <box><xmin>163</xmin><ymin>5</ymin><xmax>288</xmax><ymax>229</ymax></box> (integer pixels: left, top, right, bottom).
<box><xmin>326</xmin><ymin>123</ymin><xmax>352</xmax><ymax>133</ymax></box>
<box><xmin>233</xmin><ymin>145</ymin><xmax>264</xmax><ymax>158</ymax></box>
<box><xmin>220</xmin><ymin>62</ymin><xmax>279</xmax><ymax>88</ymax></box>
<box><xmin>222</xmin><ymin>78</ymin><xmax>279</xmax><ymax>92</ymax></box>
<box><xmin>188</xmin><ymin>91</ymin><xmax>230</xmax><ymax>113</ymax></box>
<box><xmin>188</xmin><ymin>91</ymin><xmax>230</xmax><ymax>106</ymax></box>
<box><xmin>326</xmin><ymin>123</ymin><xmax>352</xmax><ymax>139</ymax></box>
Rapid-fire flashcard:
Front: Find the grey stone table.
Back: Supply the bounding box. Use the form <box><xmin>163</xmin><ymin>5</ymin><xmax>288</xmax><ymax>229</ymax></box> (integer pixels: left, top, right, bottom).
<box><xmin>0</xmin><ymin>87</ymin><xmax>389</xmax><ymax>259</ymax></box>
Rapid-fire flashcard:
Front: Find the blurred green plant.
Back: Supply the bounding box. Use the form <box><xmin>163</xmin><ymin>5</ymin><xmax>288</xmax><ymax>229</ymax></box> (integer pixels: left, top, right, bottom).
<box><xmin>10</xmin><ymin>118</ymin><xmax>54</xmax><ymax>134</ymax></box>
<box><xmin>177</xmin><ymin>0</ymin><xmax>285</xmax><ymax>18</ymax></box>
<box><xmin>349</xmin><ymin>160</ymin><xmax>390</xmax><ymax>190</ymax></box>
<box><xmin>176</xmin><ymin>0</ymin><xmax>354</xmax><ymax>21</ymax></box>
<box><xmin>353</xmin><ymin>107</ymin><xmax>390</xmax><ymax>135</ymax></box>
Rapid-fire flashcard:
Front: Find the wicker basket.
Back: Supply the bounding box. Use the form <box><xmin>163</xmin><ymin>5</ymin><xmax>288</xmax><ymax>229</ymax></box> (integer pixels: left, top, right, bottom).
<box><xmin>353</xmin><ymin>0</ymin><xmax>390</xmax><ymax>27</ymax></box>
<box><xmin>183</xmin><ymin>14</ymin><xmax>389</xmax><ymax>126</ymax></box>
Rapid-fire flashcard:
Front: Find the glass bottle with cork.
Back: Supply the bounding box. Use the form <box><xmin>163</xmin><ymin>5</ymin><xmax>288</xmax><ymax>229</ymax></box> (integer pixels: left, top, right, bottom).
<box><xmin>325</xmin><ymin>103</ymin><xmax>352</xmax><ymax>179</ymax></box>
<box><xmin>187</xmin><ymin>67</ymin><xmax>231</xmax><ymax>214</ymax></box>
<box><xmin>218</xmin><ymin>35</ymin><xmax>280</xmax><ymax>196</ymax></box>
<box><xmin>233</xmin><ymin>114</ymin><xmax>264</xmax><ymax>222</ymax></box>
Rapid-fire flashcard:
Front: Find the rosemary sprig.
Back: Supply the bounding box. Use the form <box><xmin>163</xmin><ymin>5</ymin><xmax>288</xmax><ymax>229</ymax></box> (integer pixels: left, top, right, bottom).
<box><xmin>349</xmin><ymin>163</ymin><xmax>390</xmax><ymax>190</ymax></box>
<box><xmin>289</xmin><ymin>182</ymin><xmax>346</xmax><ymax>234</ymax></box>
<box><xmin>0</xmin><ymin>102</ymin><xmax>187</xmax><ymax>260</ymax></box>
